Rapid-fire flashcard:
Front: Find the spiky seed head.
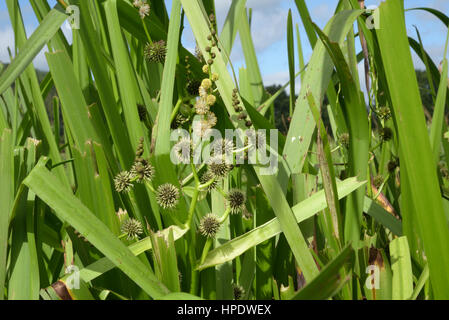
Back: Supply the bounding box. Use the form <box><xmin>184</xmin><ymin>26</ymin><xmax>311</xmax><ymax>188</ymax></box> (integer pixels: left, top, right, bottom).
<box><xmin>378</xmin><ymin>106</ymin><xmax>391</xmax><ymax>121</ymax></box>
<box><xmin>173</xmin><ymin>114</ymin><xmax>189</xmax><ymax>128</ymax></box>
<box><xmin>199</xmin><ymin>213</ymin><xmax>221</xmax><ymax>238</ymax></box>
<box><xmin>211</xmin><ymin>73</ymin><xmax>219</xmax><ymax>81</ymax></box>
<box><xmin>212</xmin><ymin>138</ymin><xmax>234</xmax><ymax>156</ymax></box>
<box><xmin>200</xmin><ymin>171</ymin><xmax>218</xmax><ymax>191</ymax></box>
<box><xmin>206</xmin><ymin>94</ymin><xmax>216</xmax><ymax>106</ymax></box>
<box><xmin>387</xmin><ymin>158</ymin><xmax>399</xmax><ymax>173</ymax></box>
<box><xmin>137</xmin><ymin>104</ymin><xmax>147</xmax><ymax>121</ymax></box>
<box><xmin>138</xmin><ymin>3</ymin><xmax>150</xmax><ymax>19</ymax></box>
<box><xmin>156</xmin><ymin>183</ymin><xmax>180</xmax><ymax>209</ymax></box>
<box><xmin>114</xmin><ymin>171</ymin><xmax>133</xmax><ymax>192</ymax></box>
<box><xmin>201</xmin><ymin>79</ymin><xmax>212</xmax><ymax>90</ymax></box>
<box><xmin>380</xmin><ymin>127</ymin><xmax>393</xmax><ymax>142</ymax></box>
<box><xmin>207</xmin><ymin>156</ymin><xmax>232</xmax><ymax>179</ymax></box>
<box><xmin>130</xmin><ymin>159</ymin><xmax>154</xmax><ymax>182</ymax></box>
<box><xmin>339</xmin><ymin>133</ymin><xmax>350</xmax><ymax>148</ymax></box>
<box><xmin>228</xmin><ymin>189</ymin><xmax>246</xmax><ymax>214</ymax></box>
<box><xmin>202</xmin><ymin>65</ymin><xmax>209</xmax><ymax>74</ymax></box>
<box><xmin>373</xmin><ymin>175</ymin><xmax>383</xmax><ymax>189</ymax></box>
<box><xmin>173</xmin><ymin>138</ymin><xmax>193</xmax><ymax>163</ymax></box>
<box><xmin>121</xmin><ymin>218</ymin><xmax>143</xmax><ymax>240</ymax></box>
<box><xmin>233</xmin><ymin>283</ymin><xmax>245</xmax><ymax>300</ymax></box>
<box><xmin>194</xmin><ymin>98</ymin><xmax>210</xmax><ymax>115</ymax></box>
<box><xmin>186</xmin><ymin>80</ymin><xmax>201</xmax><ymax>96</ymax></box>
<box><xmin>144</xmin><ymin>40</ymin><xmax>166</xmax><ymax>63</ymax></box>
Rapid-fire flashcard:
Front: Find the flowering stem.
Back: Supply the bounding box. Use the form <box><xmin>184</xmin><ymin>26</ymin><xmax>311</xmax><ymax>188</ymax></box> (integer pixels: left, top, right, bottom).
<box><xmin>198</xmin><ymin>177</ymin><xmax>216</xmax><ymax>190</ymax></box>
<box><xmin>169</xmin><ymin>98</ymin><xmax>183</xmax><ymax>124</ymax></box>
<box><xmin>199</xmin><ymin>238</ymin><xmax>213</xmax><ymax>265</ymax></box>
<box><xmin>141</xmin><ymin>19</ymin><xmax>152</xmax><ymax>44</ymax></box>
<box><xmin>57</xmin><ymin>0</ymin><xmax>68</xmax><ymax>9</ymax></box>
<box><xmin>219</xmin><ymin>208</ymin><xmax>231</xmax><ymax>224</ymax></box>
<box><xmin>143</xmin><ymin>180</ymin><xmax>156</xmax><ymax>193</ymax></box>
<box><xmin>181</xmin><ymin>163</ymin><xmax>205</xmax><ymax>186</ymax></box>
<box><xmin>184</xmin><ymin>160</ymin><xmax>201</xmax><ymax>228</ymax></box>
<box><xmin>216</xmin><ymin>186</ymin><xmax>228</xmax><ymax>199</ymax></box>
<box><xmin>118</xmin><ymin>233</ymin><xmax>127</xmax><ymax>240</ymax></box>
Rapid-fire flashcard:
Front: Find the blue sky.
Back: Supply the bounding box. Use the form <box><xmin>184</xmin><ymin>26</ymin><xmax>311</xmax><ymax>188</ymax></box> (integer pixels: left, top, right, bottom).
<box><xmin>1</xmin><ymin>0</ymin><xmax>448</xmax><ymax>93</ymax></box>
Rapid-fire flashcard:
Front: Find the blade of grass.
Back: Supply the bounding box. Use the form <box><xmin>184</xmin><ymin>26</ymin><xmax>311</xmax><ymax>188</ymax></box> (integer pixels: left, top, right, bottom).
<box><xmin>197</xmin><ymin>177</ymin><xmax>365</xmax><ymax>270</ymax></box>
<box><xmin>377</xmin><ymin>0</ymin><xmax>449</xmax><ymax>298</ymax></box>
<box><xmin>23</xmin><ymin>160</ymin><xmax>170</xmax><ymax>298</ymax></box>
<box><xmin>390</xmin><ymin>236</ymin><xmax>413</xmax><ymax>300</ymax></box>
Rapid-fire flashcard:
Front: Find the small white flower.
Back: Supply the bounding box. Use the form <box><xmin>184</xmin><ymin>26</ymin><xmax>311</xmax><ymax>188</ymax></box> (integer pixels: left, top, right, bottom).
<box><xmin>139</xmin><ymin>3</ymin><xmax>150</xmax><ymax>19</ymax></box>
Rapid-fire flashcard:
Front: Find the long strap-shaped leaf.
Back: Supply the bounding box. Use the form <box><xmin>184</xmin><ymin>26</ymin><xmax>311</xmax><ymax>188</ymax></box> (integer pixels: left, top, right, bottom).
<box><xmin>197</xmin><ymin>177</ymin><xmax>365</xmax><ymax>271</ymax></box>
<box><xmin>283</xmin><ymin>9</ymin><xmax>363</xmax><ymax>175</ymax></box>
<box><xmin>23</xmin><ymin>160</ymin><xmax>170</xmax><ymax>299</ymax></box>
<box><xmin>377</xmin><ymin>0</ymin><xmax>449</xmax><ymax>299</ymax></box>
<box><xmin>0</xmin><ymin>6</ymin><xmax>67</xmax><ymax>94</ymax></box>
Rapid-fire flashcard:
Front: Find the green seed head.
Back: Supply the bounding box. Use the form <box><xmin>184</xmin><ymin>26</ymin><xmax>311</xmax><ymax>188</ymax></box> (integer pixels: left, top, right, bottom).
<box><xmin>379</xmin><ymin>127</ymin><xmax>393</xmax><ymax>142</ymax></box>
<box><xmin>121</xmin><ymin>218</ymin><xmax>143</xmax><ymax>240</ymax></box>
<box><xmin>387</xmin><ymin>158</ymin><xmax>399</xmax><ymax>173</ymax></box>
<box><xmin>137</xmin><ymin>104</ymin><xmax>147</xmax><ymax>122</ymax></box>
<box><xmin>339</xmin><ymin>133</ymin><xmax>350</xmax><ymax>148</ymax></box>
<box><xmin>207</xmin><ymin>156</ymin><xmax>232</xmax><ymax>179</ymax></box>
<box><xmin>114</xmin><ymin>171</ymin><xmax>133</xmax><ymax>193</ymax></box>
<box><xmin>212</xmin><ymin>138</ymin><xmax>234</xmax><ymax>156</ymax></box>
<box><xmin>233</xmin><ymin>283</ymin><xmax>245</xmax><ymax>300</ymax></box>
<box><xmin>156</xmin><ymin>183</ymin><xmax>180</xmax><ymax>209</ymax></box>
<box><xmin>130</xmin><ymin>159</ymin><xmax>154</xmax><ymax>182</ymax></box>
<box><xmin>378</xmin><ymin>106</ymin><xmax>391</xmax><ymax>121</ymax></box>
<box><xmin>144</xmin><ymin>40</ymin><xmax>166</xmax><ymax>63</ymax></box>
<box><xmin>199</xmin><ymin>213</ymin><xmax>221</xmax><ymax>238</ymax></box>
<box><xmin>228</xmin><ymin>189</ymin><xmax>246</xmax><ymax>214</ymax></box>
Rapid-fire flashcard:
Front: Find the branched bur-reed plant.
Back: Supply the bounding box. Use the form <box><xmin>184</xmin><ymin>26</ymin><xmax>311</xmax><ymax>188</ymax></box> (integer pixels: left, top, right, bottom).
<box><xmin>1</xmin><ymin>0</ymin><xmax>449</xmax><ymax>300</ymax></box>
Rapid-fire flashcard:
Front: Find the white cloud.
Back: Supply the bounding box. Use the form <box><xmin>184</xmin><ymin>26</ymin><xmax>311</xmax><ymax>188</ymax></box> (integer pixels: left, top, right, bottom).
<box><xmin>0</xmin><ymin>27</ymin><xmax>14</xmax><ymax>65</ymax></box>
<box><xmin>249</xmin><ymin>7</ymin><xmax>287</xmax><ymax>52</ymax></box>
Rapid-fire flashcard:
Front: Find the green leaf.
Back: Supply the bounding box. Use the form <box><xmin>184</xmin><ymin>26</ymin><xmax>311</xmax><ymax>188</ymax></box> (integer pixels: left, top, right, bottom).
<box><xmin>197</xmin><ymin>177</ymin><xmax>365</xmax><ymax>270</ymax></box>
<box><xmin>23</xmin><ymin>161</ymin><xmax>170</xmax><ymax>299</ymax></box>
<box><xmin>283</xmin><ymin>9</ymin><xmax>363</xmax><ymax>175</ymax></box>
<box><xmin>291</xmin><ymin>244</ymin><xmax>353</xmax><ymax>300</ymax></box>
<box><xmin>390</xmin><ymin>237</ymin><xmax>413</xmax><ymax>300</ymax></box>
<box><xmin>376</xmin><ymin>0</ymin><xmax>449</xmax><ymax>299</ymax></box>
<box><xmin>0</xmin><ymin>6</ymin><xmax>67</xmax><ymax>94</ymax></box>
